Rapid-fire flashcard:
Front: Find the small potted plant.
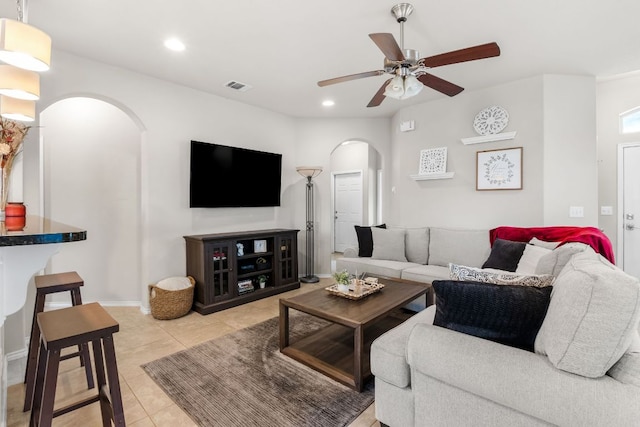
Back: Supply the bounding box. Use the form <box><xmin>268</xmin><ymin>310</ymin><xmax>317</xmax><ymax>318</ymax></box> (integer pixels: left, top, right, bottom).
<box><xmin>257</xmin><ymin>275</ymin><xmax>268</xmax><ymax>289</ymax></box>
<box><xmin>333</xmin><ymin>270</ymin><xmax>350</xmax><ymax>293</ymax></box>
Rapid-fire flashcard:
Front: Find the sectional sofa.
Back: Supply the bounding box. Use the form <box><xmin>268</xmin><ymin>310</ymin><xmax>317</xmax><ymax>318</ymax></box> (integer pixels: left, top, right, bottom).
<box><xmin>336</xmin><ymin>225</ymin><xmax>640</xmax><ymax>426</ymax></box>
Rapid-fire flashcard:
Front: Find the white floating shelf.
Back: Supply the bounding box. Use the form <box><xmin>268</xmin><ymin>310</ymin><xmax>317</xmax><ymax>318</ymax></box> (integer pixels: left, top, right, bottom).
<box><xmin>461</xmin><ymin>131</ymin><xmax>517</xmax><ymax>145</ymax></box>
<box><xmin>410</xmin><ymin>172</ymin><xmax>455</xmax><ymax>181</ymax></box>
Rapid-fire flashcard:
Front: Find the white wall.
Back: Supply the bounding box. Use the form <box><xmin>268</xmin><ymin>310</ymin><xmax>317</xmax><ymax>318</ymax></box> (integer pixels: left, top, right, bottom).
<box><xmin>387</xmin><ymin>76</ymin><xmax>545</xmax><ymax>228</ymax></box>
<box><xmin>386</xmin><ymin>75</ymin><xmax>598</xmax><ymax>231</ymax></box>
<box><xmin>597</xmin><ymin>72</ymin><xmax>640</xmax><ymax>253</ymax></box>
<box><xmin>542</xmin><ymin>75</ymin><xmax>598</xmax><ymax>225</ymax></box>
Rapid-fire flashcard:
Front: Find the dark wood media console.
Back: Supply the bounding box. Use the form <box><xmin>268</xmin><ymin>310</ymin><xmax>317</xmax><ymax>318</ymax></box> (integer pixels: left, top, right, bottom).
<box><xmin>184</xmin><ymin>229</ymin><xmax>299</xmax><ymax>314</ymax></box>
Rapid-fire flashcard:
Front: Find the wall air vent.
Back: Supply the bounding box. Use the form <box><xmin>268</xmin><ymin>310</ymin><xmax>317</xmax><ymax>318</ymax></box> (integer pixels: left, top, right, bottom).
<box><xmin>224</xmin><ymin>80</ymin><xmax>252</xmax><ymax>92</ymax></box>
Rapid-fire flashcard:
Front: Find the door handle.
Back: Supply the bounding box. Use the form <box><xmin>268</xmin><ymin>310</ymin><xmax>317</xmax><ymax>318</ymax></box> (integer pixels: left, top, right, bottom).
<box><xmin>626</xmin><ymin>213</ymin><xmax>635</xmax><ymax>220</ymax></box>
<box><xmin>625</xmin><ymin>223</ymin><xmax>637</xmax><ymax>231</ymax></box>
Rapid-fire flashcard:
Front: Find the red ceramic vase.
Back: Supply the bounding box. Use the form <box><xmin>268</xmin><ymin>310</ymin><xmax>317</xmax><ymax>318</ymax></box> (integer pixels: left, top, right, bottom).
<box><xmin>5</xmin><ymin>202</ymin><xmax>26</xmax><ymax>217</ymax></box>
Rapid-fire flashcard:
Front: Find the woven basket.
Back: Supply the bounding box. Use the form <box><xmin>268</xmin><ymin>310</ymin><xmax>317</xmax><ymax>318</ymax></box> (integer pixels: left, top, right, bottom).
<box><xmin>149</xmin><ymin>276</ymin><xmax>195</xmax><ymax>320</ymax></box>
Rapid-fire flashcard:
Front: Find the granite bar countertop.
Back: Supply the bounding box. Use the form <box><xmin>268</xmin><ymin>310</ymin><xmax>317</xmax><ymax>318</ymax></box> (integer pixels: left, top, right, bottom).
<box><xmin>0</xmin><ymin>216</ymin><xmax>86</xmax><ymax>247</ymax></box>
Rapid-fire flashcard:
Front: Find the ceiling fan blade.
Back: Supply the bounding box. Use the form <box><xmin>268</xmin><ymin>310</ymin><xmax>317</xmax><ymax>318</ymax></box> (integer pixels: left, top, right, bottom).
<box><xmin>417</xmin><ymin>73</ymin><xmax>464</xmax><ymax>97</ymax></box>
<box><xmin>317</xmin><ymin>70</ymin><xmax>384</xmax><ymax>87</ymax></box>
<box><xmin>420</xmin><ymin>42</ymin><xmax>500</xmax><ymax>68</ymax></box>
<box><xmin>367</xmin><ymin>79</ymin><xmax>392</xmax><ymax>108</ymax></box>
<box><xmin>369</xmin><ymin>33</ymin><xmax>404</xmax><ymax>61</ymax></box>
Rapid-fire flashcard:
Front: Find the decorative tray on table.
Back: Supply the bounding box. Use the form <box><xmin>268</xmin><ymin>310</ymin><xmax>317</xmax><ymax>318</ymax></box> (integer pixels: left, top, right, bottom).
<box><xmin>325</xmin><ymin>278</ymin><xmax>385</xmax><ymax>300</ymax></box>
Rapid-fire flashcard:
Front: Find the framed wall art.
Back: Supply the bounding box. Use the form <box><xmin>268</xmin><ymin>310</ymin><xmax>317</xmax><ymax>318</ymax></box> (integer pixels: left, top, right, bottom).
<box><xmin>476</xmin><ymin>147</ymin><xmax>523</xmax><ymax>190</ymax></box>
<box><xmin>418</xmin><ymin>147</ymin><xmax>448</xmax><ymax>175</ymax></box>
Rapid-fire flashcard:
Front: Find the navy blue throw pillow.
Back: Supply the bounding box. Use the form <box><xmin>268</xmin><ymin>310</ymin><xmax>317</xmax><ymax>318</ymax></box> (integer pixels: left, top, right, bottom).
<box><xmin>482</xmin><ymin>238</ymin><xmax>527</xmax><ymax>271</ymax></box>
<box><xmin>354</xmin><ymin>224</ymin><xmax>386</xmax><ymax>257</ymax></box>
<box><xmin>432</xmin><ymin>280</ymin><xmax>552</xmax><ymax>352</ymax></box>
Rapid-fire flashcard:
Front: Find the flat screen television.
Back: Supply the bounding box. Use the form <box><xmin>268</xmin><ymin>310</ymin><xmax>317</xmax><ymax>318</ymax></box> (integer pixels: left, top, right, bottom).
<box><xmin>189</xmin><ymin>140</ymin><xmax>282</xmax><ymax>208</ymax></box>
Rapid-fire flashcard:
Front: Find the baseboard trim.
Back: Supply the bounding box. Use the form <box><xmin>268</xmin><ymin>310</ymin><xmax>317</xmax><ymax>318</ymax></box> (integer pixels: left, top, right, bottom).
<box><xmin>6</xmin><ymin>349</ymin><xmax>26</xmax><ymax>386</ymax></box>
<box><xmin>45</xmin><ymin>300</ymin><xmax>142</xmax><ymax>309</ymax></box>
<box><xmin>5</xmin><ymin>347</ymin><xmax>26</xmax><ymax>362</ymax></box>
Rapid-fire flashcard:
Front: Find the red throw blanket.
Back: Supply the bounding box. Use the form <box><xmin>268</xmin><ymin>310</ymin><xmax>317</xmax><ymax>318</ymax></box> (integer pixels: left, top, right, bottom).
<box><xmin>489</xmin><ymin>226</ymin><xmax>615</xmax><ymax>264</ymax></box>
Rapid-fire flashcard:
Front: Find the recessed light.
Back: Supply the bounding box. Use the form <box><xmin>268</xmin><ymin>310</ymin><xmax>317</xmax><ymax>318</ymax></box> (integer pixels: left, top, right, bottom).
<box><xmin>164</xmin><ymin>38</ymin><xmax>185</xmax><ymax>52</ymax></box>
<box><xmin>322</xmin><ymin>100</ymin><xmax>335</xmax><ymax>107</ymax></box>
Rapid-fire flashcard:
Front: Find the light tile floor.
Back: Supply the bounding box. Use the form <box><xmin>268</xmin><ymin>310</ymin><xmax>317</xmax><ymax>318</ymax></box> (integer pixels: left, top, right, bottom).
<box><xmin>6</xmin><ymin>278</ymin><xmax>380</xmax><ymax>427</ymax></box>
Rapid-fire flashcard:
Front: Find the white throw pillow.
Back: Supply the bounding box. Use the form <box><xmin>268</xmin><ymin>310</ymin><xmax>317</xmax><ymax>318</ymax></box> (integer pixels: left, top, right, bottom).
<box><xmin>156</xmin><ymin>276</ymin><xmax>193</xmax><ymax>291</ymax></box>
<box><xmin>371</xmin><ymin>227</ymin><xmax>408</xmax><ymax>262</ymax></box>
<box><xmin>401</xmin><ymin>227</ymin><xmax>429</xmax><ymax>264</ymax></box>
<box><xmin>516</xmin><ymin>244</ymin><xmax>552</xmax><ymax>274</ymax></box>
<box><xmin>534</xmin><ymin>249</ymin><xmax>640</xmax><ymax>378</ymax></box>
<box><xmin>529</xmin><ymin>237</ymin><xmax>560</xmax><ymax>250</ymax></box>
<box><xmin>449</xmin><ymin>263</ymin><xmax>555</xmax><ymax>288</ymax></box>
<box><xmin>535</xmin><ymin>242</ymin><xmax>590</xmax><ymax>276</ymax></box>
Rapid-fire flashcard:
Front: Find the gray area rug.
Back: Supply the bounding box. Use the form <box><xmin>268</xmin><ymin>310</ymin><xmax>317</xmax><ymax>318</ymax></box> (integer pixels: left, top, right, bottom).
<box><xmin>142</xmin><ymin>313</ymin><xmax>374</xmax><ymax>427</ymax></box>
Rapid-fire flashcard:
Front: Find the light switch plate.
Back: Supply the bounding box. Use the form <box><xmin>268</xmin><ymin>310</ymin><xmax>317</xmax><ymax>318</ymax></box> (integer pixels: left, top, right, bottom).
<box><xmin>600</xmin><ymin>206</ymin><xmax>613</xmax><ymax>215</ymax></box>
<box><xmin>569</xmin><ymin>206</ymin><xmax>584</xmax><ymax>218</ymax></box>
<box><xmin>400</xmin><ymin>120</ymin><xmax>415</xmax><ymax>132</ymax></box>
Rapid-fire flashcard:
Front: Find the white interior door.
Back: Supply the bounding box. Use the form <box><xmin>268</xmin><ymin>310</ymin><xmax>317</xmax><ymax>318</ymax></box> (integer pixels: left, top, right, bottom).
<box><xmin>622</xmin><ymin>144</ymin><xmax>640</xmax><ymax>278</ymax></box>
<box><xmin>334</xmin><ymin>172</ymin><xmax>362</xmax><ymax>252</ymax></box>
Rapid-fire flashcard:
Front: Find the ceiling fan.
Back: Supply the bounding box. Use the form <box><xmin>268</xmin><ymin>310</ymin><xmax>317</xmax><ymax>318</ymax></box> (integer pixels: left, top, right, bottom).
<box><xmin>317</xmin><ymin>3</ymin><xmax>501</xmax><ymax>107</ymax></box>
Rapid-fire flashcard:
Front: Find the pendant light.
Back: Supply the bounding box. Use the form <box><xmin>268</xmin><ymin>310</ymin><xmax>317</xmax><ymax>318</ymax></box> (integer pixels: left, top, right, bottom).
<box><xmin>0</xmin><ymin>0</ymin><xmax>50</xmax><ymax>122</ymax></box>
<box><xmin>0</xmin><ymin>0</ymin><xmax>51</xmax><ymax>72</ymax></box>
<box><xmin>0</xmin><ymin>95</ymin><xmax>35</xmax><ymax>122</ymax></box>
<box><xmin>0</xmin><ymin>64</ymin><xmax>39</xmax><ymax>100</ymax></box>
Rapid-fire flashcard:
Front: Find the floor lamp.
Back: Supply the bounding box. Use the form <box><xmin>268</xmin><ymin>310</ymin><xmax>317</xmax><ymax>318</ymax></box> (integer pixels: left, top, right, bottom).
<box><xmin>296</xmin><ymin>166</ymin><xmax>323</xmax><ymax>283</ymax></box>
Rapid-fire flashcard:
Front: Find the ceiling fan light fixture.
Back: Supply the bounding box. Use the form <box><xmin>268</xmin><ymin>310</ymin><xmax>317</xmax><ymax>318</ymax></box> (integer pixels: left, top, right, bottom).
<box><xmin>384</xmin><ymin>75</ymin><xmax>423</xmax><ymax>100</ymax></box>
<box><xmin>402</xmin><ymin>74</ymin><xmax>423</xmax><ymax>99</ymax></box>
<box><xmin>384</xmin><ymin>75</ymin><xmax>405</xmax><ymax>99</ymax></box>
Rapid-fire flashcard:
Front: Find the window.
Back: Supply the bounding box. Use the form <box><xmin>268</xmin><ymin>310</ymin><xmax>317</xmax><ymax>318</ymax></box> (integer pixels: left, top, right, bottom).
<box><xmin>620</xmin><ymin>107</ymin><xmax>640</xmax><ymax>134</ymax></box>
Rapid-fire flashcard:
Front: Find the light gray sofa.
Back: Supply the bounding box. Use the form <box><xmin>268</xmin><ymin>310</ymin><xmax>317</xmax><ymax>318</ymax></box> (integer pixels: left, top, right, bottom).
<box><xmin>336</xmin><ymin>227</ymin><xmax>491</xmax><ymax>283</ymax></box>
<box><xmin>370</xmin><ymin>247</ymin><xmax>640</xmax><ymax>426</ymax></box>
<box><xmin>336</xmin><ymin>227</ymin><xmax>491</xmax><ymax>308</ymax></box>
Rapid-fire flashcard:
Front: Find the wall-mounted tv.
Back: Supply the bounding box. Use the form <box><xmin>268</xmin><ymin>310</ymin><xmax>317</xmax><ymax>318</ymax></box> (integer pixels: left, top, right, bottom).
<box><xmin>189</xmin><ymin>140</ymin><xmax>282</xmax><ymax>208</ymax></box>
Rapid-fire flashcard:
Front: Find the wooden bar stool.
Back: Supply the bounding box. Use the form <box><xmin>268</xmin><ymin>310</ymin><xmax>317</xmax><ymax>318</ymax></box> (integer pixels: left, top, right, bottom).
<box><xmin>29</xmin><ymin>302</ymin><xmax>125</xmax><ymax>427</ymax></box>
<box><xmin>24</xmin><ymin>271</ymin><xmax>94</xmax><ymax>412</ymax></box>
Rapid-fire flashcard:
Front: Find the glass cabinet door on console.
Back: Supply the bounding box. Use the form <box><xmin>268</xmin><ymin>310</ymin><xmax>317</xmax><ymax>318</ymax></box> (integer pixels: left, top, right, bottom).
<box><xmin>277</xmin><ymin>233</ymin><xmax>298</xmax><ymax>286</ymax></box>
<box><xmin>204</xmin><ymin>241</ymin><xmax>234</xmax><ymax>302</ymax></box>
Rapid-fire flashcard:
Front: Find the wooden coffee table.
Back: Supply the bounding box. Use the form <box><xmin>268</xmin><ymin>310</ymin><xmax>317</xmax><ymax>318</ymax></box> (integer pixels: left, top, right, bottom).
<box><xmin>279</xmin><ymin>277</ymin><xmax>430</xmax><ymax>391</ymax></box>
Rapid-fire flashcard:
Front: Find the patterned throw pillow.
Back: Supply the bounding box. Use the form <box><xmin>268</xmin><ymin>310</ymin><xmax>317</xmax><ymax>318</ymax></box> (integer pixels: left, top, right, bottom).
<box><xmin>449</xmin><ymin>263</ymin><xmax>555</xmax><ymax>288</ymax></box>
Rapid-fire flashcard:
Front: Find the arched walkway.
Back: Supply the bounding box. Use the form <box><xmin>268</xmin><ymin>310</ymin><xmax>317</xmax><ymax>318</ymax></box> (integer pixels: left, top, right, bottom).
<box><xmin>41</xmin><ymin>97</ymin><xmax>143</xmax><ymax>304</ymax></box>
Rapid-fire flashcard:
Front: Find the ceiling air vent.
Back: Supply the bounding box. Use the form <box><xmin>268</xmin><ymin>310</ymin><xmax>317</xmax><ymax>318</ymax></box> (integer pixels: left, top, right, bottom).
<box><xmin>224</xmin><ymin>80</ymin><xmax>252</xmax><ymax>92</ymax></box>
